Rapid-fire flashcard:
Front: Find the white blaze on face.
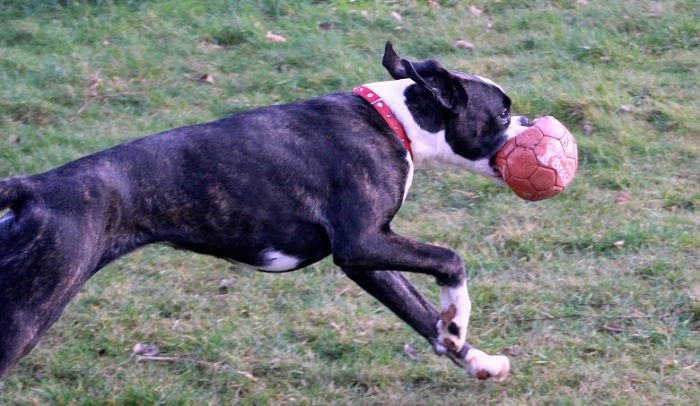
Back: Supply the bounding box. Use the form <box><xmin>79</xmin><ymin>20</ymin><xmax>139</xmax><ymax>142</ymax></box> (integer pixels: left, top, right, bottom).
<box><xmin>506</xmin><ymin>115</ymin><xmax>530</xmax><ymax>139</ymax></box>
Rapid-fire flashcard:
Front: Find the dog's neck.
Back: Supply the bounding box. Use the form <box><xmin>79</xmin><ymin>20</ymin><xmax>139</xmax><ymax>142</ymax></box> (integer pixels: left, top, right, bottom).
<box><xmin>353</xmin><ymin>85</ymin><xmax>413</xmax><ymax>159</ymax></box>
<box><xmin>360</xmin><ymin>79</ymin><xmax>470</xmax><ymax>172</ymax></box>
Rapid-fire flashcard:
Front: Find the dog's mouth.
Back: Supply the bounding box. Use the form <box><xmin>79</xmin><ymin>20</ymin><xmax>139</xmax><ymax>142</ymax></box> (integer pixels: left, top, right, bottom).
<box><xmin>487</xmin><ymin>115</ymin><xmax>530</xmax><ymax>184</ymax></box>
<box><xmin>488</xmin><ymin>139</ymin><xmax>507</xmax><ymax>182</ymax></box>
<box><xmin>490</xmin><ymin>162</ymin><xmax>507</xmax><ymax>185</ymax></box>
<box><xmin>492</xmin><ymin>164</ymin><xmax>503</xmax><ymax>180</ymax></box>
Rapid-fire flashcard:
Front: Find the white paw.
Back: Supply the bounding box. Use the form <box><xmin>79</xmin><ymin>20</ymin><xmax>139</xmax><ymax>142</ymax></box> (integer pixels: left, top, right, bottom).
<box><xmin>464</xmin><ymin>348</ymin><xmax>510</xmax><ymax>381</ymax></box>
<box><xmin>436</xmin><ymin>281</ymin><xmax>471</xmax><ymax>351</ymax></box>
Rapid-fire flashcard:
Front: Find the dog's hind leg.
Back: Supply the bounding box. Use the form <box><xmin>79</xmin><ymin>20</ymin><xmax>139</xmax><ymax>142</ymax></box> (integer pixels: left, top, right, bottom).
<box><xmin>341</xmin><ymin>268</ymin><xmax>510</xmax><ymax>381</ymax></box>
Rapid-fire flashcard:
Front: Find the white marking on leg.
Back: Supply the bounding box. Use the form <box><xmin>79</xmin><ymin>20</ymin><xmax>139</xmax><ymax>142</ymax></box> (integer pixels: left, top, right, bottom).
<box><xmin>436</xmin><ymin>280</ymin><xmax>471</xmax><ymax>351</ymax></box>
<box><xmin>257</xmin><ymin>249</ymin><xmax>301</xmax><ymax>272</ymax></box>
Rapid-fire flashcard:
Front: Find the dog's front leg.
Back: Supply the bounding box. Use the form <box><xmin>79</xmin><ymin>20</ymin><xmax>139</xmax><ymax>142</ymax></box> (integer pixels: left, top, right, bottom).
<box><xmin>342</xmin><ymin>269</ymin><xmax>440</xmax><ymax>347</ymax></box>
<box><xmin>334</xmin><ymin>233</ymin><xmax>472</xmax><ymax>352</ymax></box>
<box><xmin>342</xmin><ymin>268</ymin><xmax>509</xmax><ymax>380</ymax></box>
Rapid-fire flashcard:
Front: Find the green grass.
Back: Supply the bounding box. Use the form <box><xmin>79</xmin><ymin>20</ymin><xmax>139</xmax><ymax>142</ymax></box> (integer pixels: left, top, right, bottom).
<box><xmin>1</xmin><ymin>0</ymin><xmax>698</xmax><ymax>404</ymax></box>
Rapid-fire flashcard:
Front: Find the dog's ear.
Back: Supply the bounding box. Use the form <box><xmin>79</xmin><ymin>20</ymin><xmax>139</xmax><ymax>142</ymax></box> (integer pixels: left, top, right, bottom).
<box><xmin>382</xmin><ymin>41</ymin><xmax>408</xmax><ymax>79</ymax></box>
<box><xmin>382</xmin><ymin>42</ymin><xmax>468</xmax><ymax>113</ymax></box>
<box><xmin>401</xmin><ymin>58</ymin><xmax>469</xmax><ymax>114</ymax></box>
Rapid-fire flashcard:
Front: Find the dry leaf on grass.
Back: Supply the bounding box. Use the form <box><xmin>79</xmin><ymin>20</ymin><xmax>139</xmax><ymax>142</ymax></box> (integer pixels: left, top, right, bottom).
<box><xmin>88</xmin><ymin>72</ymin><xmax>102</xmax><ymax>98</ymax></box>
<box><xmin>614</xmin><ymin>191</ymin><xmax>631</xmax><ymax>204</ymax></box>
<box><xmin>453</xmin><ymin>39</ymin><xmax>475</xmax><ymax>49</ymax></box>
<box><xmin>581</xmin><ymin>121</ymin><xmax>594</xmax><ymax>135</ymax></box>
<box><xmin>186</xmin><ymin>73</ymin><xmax>214</xmax><ymax>84</ymax></box>
<box><xmin>403</xmin><ymin>343</ymin><xmax>419</xmax><ymax>361</ymax></box>
<box><xmin>199</xmin><ymin>40</ymin><xmax>224</xmax><ymax>51</ymax></box>
<box><xmin>132</xmin><ymin>343</ymin><xmax>159</xmax><ymax>357</ymax></box>
<box><xmin>266</xmin><ymin>31</ymin><xmax>287</xmax><ymax>43</ymax></box>
<box><xmin>219</xmin><ymin>278</ymin><xmax>232</xmax><ymax>294</ymax></box>
<box><xmin>501</xmin><ymin>346</ymin><xmax>523</xmax><ymax>357</ymax></box>
<box><xmin>318</xmin><ymin>22</ymin><xmax>335</xmax><ymax>31</ymax></box>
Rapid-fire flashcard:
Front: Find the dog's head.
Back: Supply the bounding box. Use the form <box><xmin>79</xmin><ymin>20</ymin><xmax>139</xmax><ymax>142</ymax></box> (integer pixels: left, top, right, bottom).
<box><xmin>382</xmin><ymin>42</ymin><xmax>528</xmax><ymax>181</ymax></box>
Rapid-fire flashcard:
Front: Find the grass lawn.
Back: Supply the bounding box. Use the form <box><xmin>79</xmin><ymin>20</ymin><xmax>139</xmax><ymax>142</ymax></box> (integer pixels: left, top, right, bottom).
<box><xmin>0</xmin><ymin>0</ymin><xmax>698</xmax><ymax>404</ymax></box>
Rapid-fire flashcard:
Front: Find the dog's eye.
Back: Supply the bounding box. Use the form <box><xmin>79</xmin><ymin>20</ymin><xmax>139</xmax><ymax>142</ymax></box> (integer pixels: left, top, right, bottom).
<box><xmin>499</xmin><ymin>109</ymin><xmax>510</xmax><ymax>120</ymax></box>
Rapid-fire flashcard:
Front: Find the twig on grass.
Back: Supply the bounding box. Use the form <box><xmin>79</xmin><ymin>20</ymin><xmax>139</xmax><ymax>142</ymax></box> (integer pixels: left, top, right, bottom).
<box><xmin>513</xmin><ymin>313</ymin><xmax>657</xmax><ymax>323</ymax></box>
<box><xmin>72</xmin><ymin>92</ymin><xmax>143</xmax><ymax>119</ymax></box>
<box><xmin>134</xmin><ymin>355</ymin><xmax>257</xmax><ymax>380</ymax></box>
<box><xmin>72</xmin><ymin>70</ymin><xmax>145</xmax><ymax>119</ymax></box>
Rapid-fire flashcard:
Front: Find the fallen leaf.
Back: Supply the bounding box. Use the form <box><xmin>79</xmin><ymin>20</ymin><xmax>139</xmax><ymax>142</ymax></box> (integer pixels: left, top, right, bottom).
<box><xmin>403</xmin><ymin>343</ymin><xmax>419</xmax><ymax>361</ymax></box>
<box><xmin>577</xmin><ymin>0</ymin><xmax>589</xmax><ymax>4</ymax></box>
<box><xmin>132</xmin><ymin>343</ymin><xmax>159</xmax><ymax>357</ymax></box>
<box><xmin>453</xmin><ymin>39</ymin><xmax>475</xmax><ymax>49</ymax></box>
<box><xmin>614</xmin><ymin>191</ymin><xmax>630</xmax><ymax>204</ymax></box>
<box><xmin>469</xmin><ymin>5</ymin><xmax>484</xmax><ymax>15</ymax></box>
<box><xmin>613</xmin><ymin>240</ymin><xmax>625</xmax><ymax>249</ymax></box>
<box><xmin>219</xmin><ymin>278</ymin><xmax>232</xmax><ymax>294</ymax></box>
<box><xmin>197</xmin><ymin>73</ymin><xmax>215</xmax><ymax>84</ymax></box>
<box><xmin>199</xmin><ymin>40</ymin><xmax>224</xmax><ymax>51</ymax></box>
<box><xmin>581</xmin><ymin>121</ymin><xmax>594</xmax><ymax>135</ymax></box>
<box><xmin>318</xmin><ymin>22</ymin><xmax>335</xmax><ymax>31</ymax></box>
<box><xmin>88</xmin><ymin>72</ymin><xmax>102</xmax><ymax>98</ymax></box>
<box><xmin>428</xmin><ymin>1</ymin><xmax>440</xmax><ymax>8</ymax></box>
<box><xmin>266</xmin><ymin>31</ymin><xmax>287</xmax><ymax>43</ymax></box>
<box><xmin>647</xmin><ymin>3</ymin><xmax>664</xmax><ymax>17</ymax></box>
<box><xmin>501</xmin><ymin>346</ymin><xmax>523</xmax><ymax>357</ymax></box>
<box><xmin>601</xmin><ymin>324</ymin><xmax>623</xmax><ymax>334</ymax></box>
<box><xmin>391</xmin><ymin>11</ymin><xmax>403</xmax><ymax>22</ymax></box>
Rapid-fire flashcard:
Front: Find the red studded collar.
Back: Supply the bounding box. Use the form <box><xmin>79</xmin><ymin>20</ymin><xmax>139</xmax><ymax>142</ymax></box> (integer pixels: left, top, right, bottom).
<box><xmin>353</xmin><ymin>85</ymin><xmax>413</xmax><ymax>159</ymax></box>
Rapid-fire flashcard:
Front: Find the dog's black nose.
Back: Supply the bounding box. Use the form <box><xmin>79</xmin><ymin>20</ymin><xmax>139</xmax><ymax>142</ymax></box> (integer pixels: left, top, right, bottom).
<box><xmin>519</xmin><ymin>116</ymin><xmax>530</xmax><ymax>126</ymax></box>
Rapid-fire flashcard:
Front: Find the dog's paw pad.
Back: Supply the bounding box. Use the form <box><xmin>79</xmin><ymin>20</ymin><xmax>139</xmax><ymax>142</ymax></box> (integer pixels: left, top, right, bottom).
<box><xmin>465</xmin><ymin>349</ymin><xmax>510</xmax><ymax>382</ymax></box>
